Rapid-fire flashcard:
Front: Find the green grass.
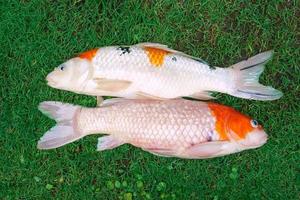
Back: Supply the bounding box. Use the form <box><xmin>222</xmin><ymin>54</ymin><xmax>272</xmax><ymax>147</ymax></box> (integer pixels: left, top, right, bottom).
<box><xmin>1</xmin><ymin>0</ymin><xmax>299</xmax><ymax>199</ymax></box>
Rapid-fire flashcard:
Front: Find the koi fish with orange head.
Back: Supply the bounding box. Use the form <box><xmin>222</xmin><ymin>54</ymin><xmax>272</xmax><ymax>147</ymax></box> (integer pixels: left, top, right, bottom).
<box><xmin>37</xmin><ymin>99</ymin><xmax>267</xmax><ymax>159</ymax></box>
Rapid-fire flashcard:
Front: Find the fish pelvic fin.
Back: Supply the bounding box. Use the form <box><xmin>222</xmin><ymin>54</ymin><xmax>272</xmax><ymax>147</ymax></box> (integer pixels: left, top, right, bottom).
<box><xmin>97</xmin><ymin>135</ymin><xmax>125</xmax><ymax>151</ymax></box>
<box><xmin>229</xmin><ymin>50</ymin><xmax>283</xmax><ymax>101</ymax></box>
<box><xmin>37</xmin><ymin>101</ymin><xmax>85</xmax><ymax>150</ymax></box>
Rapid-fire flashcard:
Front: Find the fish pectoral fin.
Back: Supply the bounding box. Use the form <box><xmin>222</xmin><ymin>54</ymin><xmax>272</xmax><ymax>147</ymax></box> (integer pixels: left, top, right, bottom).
<box><xmin>188</xmin><ymin>91</ymin><xmax>215</xmax><ymax>100</ymax></box>
<box><xmin>136</xmin><ymin>91</ymin><xmax>168</xmax><ymax>100</ymax></box>
<box><xmin>182</xmin><ymin>141</ymin><xmax>236</xmax><ymax>159</ymax></box>
<box><xmin>142</xmin><ymin>147</ymin><xmax>177</xmax><ymax>157</ymax></box>
<box><xmin>97</xmin><ymin>135</ymin><xmax>125</xmax><ymax>151</ymax></box>
<box><xmin>100</xmin><ymin>98</ymin><xmax>132</xmax><ymax>107</ymax></box>
<box><xmin>93</xmin><ymin>78</ymin><xmax>131</xmax><ymax>92</ymax></box>
<box><xmin>96</xmin><ymin>96</ymin><xmax>104</xmax><ymax>107</ymax></box>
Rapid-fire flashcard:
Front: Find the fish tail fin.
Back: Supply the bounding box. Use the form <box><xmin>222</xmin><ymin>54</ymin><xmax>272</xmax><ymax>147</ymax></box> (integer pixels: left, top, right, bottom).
<box><xmin>37</xmin><ymin>101</ymin><xmax>85</xmax><ymax>150</ymax></box>
<box><xmin>229</xmin><ymin>50</ymin><xmax>283</xmax><ymax>100</ymax></box>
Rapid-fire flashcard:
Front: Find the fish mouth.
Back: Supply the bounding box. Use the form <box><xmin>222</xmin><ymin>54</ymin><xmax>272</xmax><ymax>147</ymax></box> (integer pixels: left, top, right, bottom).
<box><xmin>46</xmin><ymin>73</ymin><xmax>58</xmax><ymax>88</ymax></box>
<box><xmin>251</xmin><ymin>133</ymin><xmax>268</xmax><ymax>148</ymax></box>
<box><xmin>242</xmin><ymin>130</ymin><xmax>268</xmax><ymax>148</ymax></box>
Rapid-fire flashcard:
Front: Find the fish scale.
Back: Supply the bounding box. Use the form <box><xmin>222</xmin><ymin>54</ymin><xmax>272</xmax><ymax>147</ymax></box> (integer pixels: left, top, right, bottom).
<box><xmin>76</xmin><ymin>100</ymin><xmax>218</xmax><ymax>150</ymax></box>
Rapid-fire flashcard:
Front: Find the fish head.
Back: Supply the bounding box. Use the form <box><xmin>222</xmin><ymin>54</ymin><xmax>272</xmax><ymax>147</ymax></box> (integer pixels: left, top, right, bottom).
<box><xmin>224</xmin><ymin>108</ymin><xmax>268</xmax><ymax>150</ymax></box>
<box><xmin>46</xmin><ymin>58</ymin><xmax>91</xmax><ymax>92</ymax></box>
<box><xmin>46</xmin><ymin>49</ymin><xmax>98</xmax><ymax>93</ymax></box>
<box><xmin>208</xmin><ymin>103</ymin><xmax>268</xmax><ymax>151</ymax></box>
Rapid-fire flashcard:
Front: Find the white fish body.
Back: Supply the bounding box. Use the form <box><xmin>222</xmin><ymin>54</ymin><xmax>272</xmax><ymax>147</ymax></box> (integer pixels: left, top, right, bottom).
<box><xmin>46</xmin><ymin>43</ymin><xmax>283</xmax><ymax>101</ymax></box>
<box><xmin>89</xmin><ymin>45</ymin><xmax>229</xmax><ymax>98</ymax></box>
<box><xmin>37</xmin><ymin>99</ymin><xmax>268</xmax><ymax>159</ymax></box>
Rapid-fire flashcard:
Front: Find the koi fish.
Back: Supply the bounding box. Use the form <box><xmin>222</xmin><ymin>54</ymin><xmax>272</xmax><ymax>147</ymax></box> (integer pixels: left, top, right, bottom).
<box><xmin>46</xmin><ymin>43</ymin><xmax>282</xmax><ymax>101</ymax></box>
<box><xmin>37</xmin><ymin>99</ymin><xmax>267</xmax><ymax>159</ymax></box>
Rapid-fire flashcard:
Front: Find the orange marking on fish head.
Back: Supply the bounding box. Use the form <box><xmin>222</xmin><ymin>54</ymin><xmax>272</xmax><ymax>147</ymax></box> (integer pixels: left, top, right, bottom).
<box><xmin>144</xmin><ymin>47</ymin><xmax>170</xmax><ymax>67</ymax></box>
<box><xmin>208</xmin><ymin>103</ymin><xmax>256</xmax><ymax>141</ymax></box>
<box><xmin>78</xmin><ymin>48</ymin><xmax>98</xmax><ymax>61</ymax></box>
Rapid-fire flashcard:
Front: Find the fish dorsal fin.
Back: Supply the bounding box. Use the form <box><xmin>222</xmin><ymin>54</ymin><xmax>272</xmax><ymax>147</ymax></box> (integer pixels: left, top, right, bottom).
<box><xmin>135</xmin><ymin>91</ymin><xmax>168</xmax><ymax>100</ymax></box>
<box><xmin>135</xmin><ymin>42</ymin><xmax>169</xmax><ymax>49</ymax></box>
<box><xmin>188</xmin><ymin>91</ymin><xmax>216</xmax><ymax>100</ymax></box>
<box><xmin>135</xmin><ymin>42</ymin><xmax>208</xmax><ymax>65</ymax></box>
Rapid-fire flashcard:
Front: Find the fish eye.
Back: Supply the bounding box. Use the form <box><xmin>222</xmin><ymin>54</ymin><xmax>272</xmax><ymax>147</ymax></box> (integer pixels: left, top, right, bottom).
<box><xmin>59</xmin><ymin>65</ymin><xmax>65</xmax><ymax>71</ymax></box>
<box><xmin>250</xmin><ymin>119</ymin><xmax>259</xmax><ymax>128</ymax></box>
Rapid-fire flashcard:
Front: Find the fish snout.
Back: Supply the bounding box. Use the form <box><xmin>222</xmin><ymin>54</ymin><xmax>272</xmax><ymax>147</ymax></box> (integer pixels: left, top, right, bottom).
<box><xmin>243</xmin><ymin>130</ymin><xmax>268</xmax><ymax>148</ymax></box>
<box><xmin>46</xmin><ymin>72</ymin><xmax>58</xmax><ymax>87</ymax></box>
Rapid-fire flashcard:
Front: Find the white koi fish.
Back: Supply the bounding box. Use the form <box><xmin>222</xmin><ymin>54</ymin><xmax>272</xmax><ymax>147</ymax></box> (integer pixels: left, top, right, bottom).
<box><xmin>46</xmin><ymin>43</ymin><xmax>282</xmax><ymax>101</ymax></box>
<box><xmin>37</xmin><ymin>99</ymin><xmax>268</xmax><ymax>159</ymax></box>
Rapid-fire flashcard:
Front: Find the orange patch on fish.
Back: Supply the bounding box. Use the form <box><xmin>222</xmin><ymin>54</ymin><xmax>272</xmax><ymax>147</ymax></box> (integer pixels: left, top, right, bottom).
<box><xmin>78</xmin><ymin>48</ymin><xmax>98</xmax><ymax>60</ymax></box>
<box><xmin>144</xmin><ymin>47</ymin><xmax>170</xmax><ymax>67</ymax></box>
<box><xmin>208</xmin><ymin>103</ymin><xmax>254</xmax><ymax>140</ymax></box>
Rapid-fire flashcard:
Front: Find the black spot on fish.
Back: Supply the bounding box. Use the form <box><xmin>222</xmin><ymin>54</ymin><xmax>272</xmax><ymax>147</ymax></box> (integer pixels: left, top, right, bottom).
<box><xmin>117</xmin><ymin>46</ymin><xmax>131</xmax><ymax>56</ymax></box>
<box><xmin>192</xmin><ymin>58</ymin><xmax>207</xmax><ymax>65</ymax></box>
<box><xmin>207</xmin><ymin>131</ymin><xmax>213</xmax><ymax>141</ymax></box>
<box><xmin>209</xmin><ymin>65</ymin><xmax>216</xmax><ymax>70</ymax></box>
<box><xmin>172</xmin><ymin>57</ymin><xmax>177</xmax><ymax>61</ymax></box>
